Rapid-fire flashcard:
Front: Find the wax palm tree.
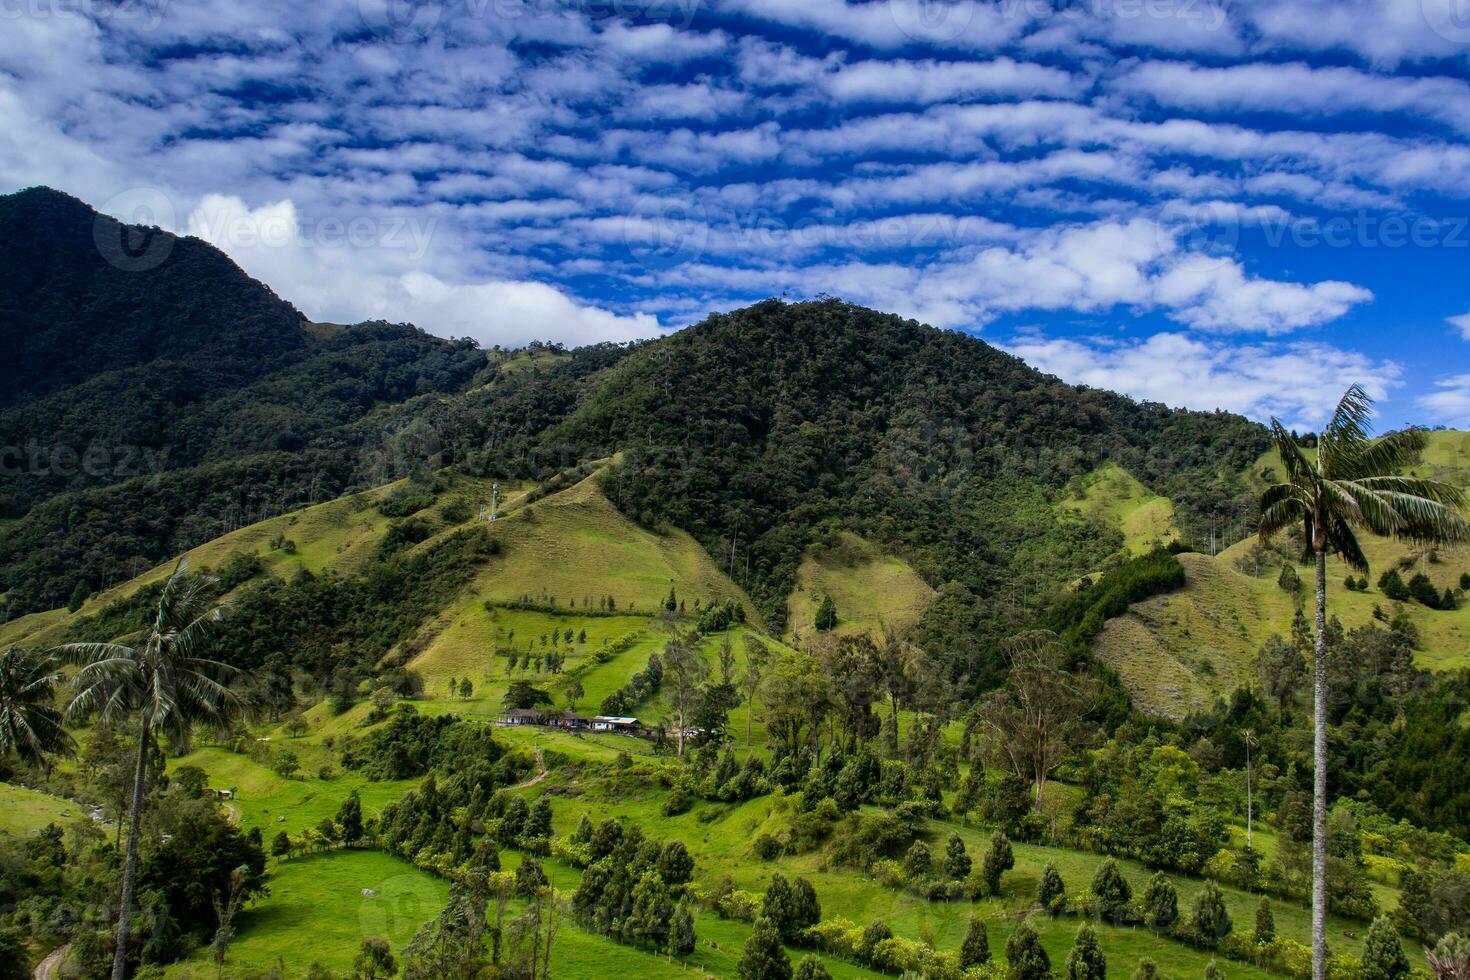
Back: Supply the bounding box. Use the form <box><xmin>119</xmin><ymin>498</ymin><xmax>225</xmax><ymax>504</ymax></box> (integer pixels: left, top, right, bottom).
<box><xmin>0</xmin><ymin>646</ymin><xmax>73</xmax><ymax>767</ymax></box>
<box><xmin>59</xmin><ymin>560</ymin><xmax>238</xmax><ymax>980</ymax></box>
<box><xmin>1259</xmin><ymin>384</ymin><xmax>1469</xmax><ymax>980</ymax></box>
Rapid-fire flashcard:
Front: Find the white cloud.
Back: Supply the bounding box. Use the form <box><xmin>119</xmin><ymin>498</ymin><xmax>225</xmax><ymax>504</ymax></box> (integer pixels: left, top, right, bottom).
<box><xmin>1151</xmin><ymin>256</ymin><xmax>1373</xmax><ymax>334</ymax></box>
<box><xmin>1419</xmin><ymin>375</ymin><xmax>1470</xmax><ymax>424</ymax></box>
<box><xmin>185</xmin><ymin>194</ymin><xmax>661</xmax><ymax>347</ymax></box>
<box><xmin>1113</xmin><ymin>60</ymin><xmax>1470</xmax><ymax>135</ymax></box>
<box><xmin>1004</xmin><ymin>331</ymin><xmax>1402</xmax><ymax>429</ymax></box>
<box><xmin>1449</xmin><ymin>313</ymin><xmax>1470</xmax><ymax>342</ymax></box>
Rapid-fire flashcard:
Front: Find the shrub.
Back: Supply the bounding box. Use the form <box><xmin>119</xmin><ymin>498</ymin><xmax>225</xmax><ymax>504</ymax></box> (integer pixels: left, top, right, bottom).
<box><xmin>1254</xmin><ymin>898</ymin><xmax>1275</xmax><ymax>946</ymax></box>
<box><xmin>1142</xmin><ymin>872</ymin><xmax>1178</xmax><ymax>930</ymax></box>
<box><xmin>1039</xmin><ymin>863</ymin><xmax>1066</xmax><ymax>914</ymax></box>
<box><xmin>739</xmin><ymin>916</ymin><xmax>791</xmax><ymax>980</ymax></box>
<box><xmin>1065</xmin><ymin>923</ymin><xmax>1106</xmax><ymax>980</ymax></box>
<box><xmin>1091</xmin><ymin>859</ymin><xmax>1132</xmax><ymax>923</ymax></box>
<box><xmin>753</xmin><ymin>834</ymin><xmax>783</xmax><ymax>861</ymax></box>
<box><xmin>905</xmin><ymin>841</ymin><xmax>933</xmax><ymax>880</ymax></box>
<box><xmin>1005</xmin><ymin>920</ymin><xmax>1050</xmax><ymax>980</ymax></box>
<box><xmin>793</xmin><ymin>957</ymin><xmax>832</xmax><ymax>980</ymax></box>
<box><xmin>1360</xmin><ymin>916</ymin><xmax>1410</xmax><ymax>980</ymax></box>
<box><xmin>945</xmin><ymin>834</ymin><xmax>972</xmax><ymax>880</ymax></box>
<box><xmin>960</xmin><ymin>916</ymin><xmax>991</xmax><ymax>969</ymax></box>
<box><xmin>981</xmin><ymin>832</ymin><xmax>1015</xmax><ymax>897</ymax></box>
<box><xmin>1193</xmin><ymin>880</ymin><xmax>1233</xmax><ymax>946</ymax></box>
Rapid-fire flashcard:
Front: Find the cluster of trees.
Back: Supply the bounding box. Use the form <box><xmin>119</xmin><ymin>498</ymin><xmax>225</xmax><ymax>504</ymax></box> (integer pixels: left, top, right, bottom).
<box><xmin>599</xmin><ymin>651</ymin><xmax>663</xmax><ymax>715</ymax></box>
<box><xmin>569</xmin><ymin>817</ymin><xmax>698</xmax><ymax>958</ymax></box>
<box><xmin>1377</xmin><ymin>568</ymin><xmax>1458</xmax><ymax>609</ymax></box>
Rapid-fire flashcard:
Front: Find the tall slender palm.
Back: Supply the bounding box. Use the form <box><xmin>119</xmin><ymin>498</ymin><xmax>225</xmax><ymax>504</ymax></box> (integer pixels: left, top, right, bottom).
<box><xmin>1259</xmin><ymin>384</ymin><xmax>1469</xmax><ymax>980</ymax></box>
<box><xmin>59</xmin><ymin>560</ymin><xmax>238</xmax><ymax>980</ymax></box>
<box><xmin>0</xmin><ymin>646</ymin><xmax>74</xmax><ymax>767</ymax></box>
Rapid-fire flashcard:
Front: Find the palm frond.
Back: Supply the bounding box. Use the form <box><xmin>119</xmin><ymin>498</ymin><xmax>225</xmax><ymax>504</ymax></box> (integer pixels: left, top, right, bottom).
<box><xmin>1350</xmin><ymin>428</ymin><xmax>1428</xmax><ymax>479</ymax></box>
<box><xmin>1318</xmin><ymin>384</ymin><xmax>1374</xmax><ymax>479</ymax></box>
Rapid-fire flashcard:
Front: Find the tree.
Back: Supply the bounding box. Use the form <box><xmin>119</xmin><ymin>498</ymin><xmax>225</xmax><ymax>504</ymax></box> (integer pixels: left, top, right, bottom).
<box><xmin>982</xmin><ymin>831</ymin><xmax>1015</xmax><ymax>896</ymax></box>
<box><xmin>271</xmin><ymin>830</ymin><xmax>291</xmax><ymax>858</ymax></box>
<box><xmin>1065</xmin><ymin>923</ymin><xmax>1106</xmax><ymax>980</ymax></box>
<box><xmin>669</xmin><ymin>903</ymin><xmax>697</xmax><ymax>959</ymax></box>
<box><xmin>905</xmin><ymin>841</ymin><xmax>932</xmax><ymax>880</ymax></box>
<box><xmin>459</xmin><ymin>678</ymin><xmax>474</xmax><ymax>700</ymax></box>
<box><xmin>60</xmin><ymin>559</ymin><xmax>238</xmax><ymax>980</ymax></box>
<box><xmin>352</xmin><ymin>937</ymin><xmax>398</xmax><ymax>980</ymax></box>
<box><xmin>565</xmin><ymin>678</ymin><xmax>585</xmax><ymax>715</ymax></box>
<box><xmin>1256</xmin><ymin>634</ymin><xmax>1306</xmax><ymax>718</ymax></box>
<box><xmin>1259</xmin><ymin>385</ymin><xmax>1469</xmax><ymax>980</ymax></box>
<box><xmin>742</xmin><ymin>636</ymin><xmax>771</xmax><ymax>746</ymax></box>
<box><xmin>1039</xmin><ymin>863</ymin><xmax>1066</xmax><ymax>913</ymax></box>
<box><xmin>739</xmin><ymin>915</ymin><xmax>791</xmax><ymax>980</ymax></box>
<box><xmin>337</xmin><ymin>789</ymin><xmax>364</xmax><ymax>843</ymax></box>
<box><xmin>1255</xmin><ymin>898</ymin><xmax>1276</xmax><ymax>946</ymax></box>
<box><xmin>960</xmin><ymin>916</ymin><xmax>990</xmax><ymax>969</ymax></box>
<box><xmin>210</xmin><ymin>863</ymin><xmax>251</xmax><ymax>979</ymax></box>
<box><xmin>1091</xmin><ymin>859</ymin><xmax>1132</xmax><ymax>923</ymax></box>
<box><xmin>662</xmin><ymin>636</ymin><xmax>707</xmax><ymax>756</ymax></box>
<box><xmin>1205</xmin><ymin>961</ymin><xmax>1226</xmax><ymax>980</ymax></box>
<box><xmin>814</xmin><ymin>594</ymin><xmax>837</xmax><ymax>631</ymax></box>
<box><xmin>1133</xmin><ymin>959</ymin><xmax>1159</xmax><ymax>980</ymax></box>
<box><xmin>0</xmin><ymin>646</ymin><xmax>72</xmax><ymax>767</ymax></box>
<box><xmin>793</xmin><ymin>957</ymin><xmax>831</xmax><ymax>980</ymax></box>
<box><xmin>977</xmin><ymin>630</ymin><xmax>1098</xmax><ymax>811</ymax></box>
<box><xmin>273</xmin><ymin>749</ymin><xmax>301</xmax><ymax>779</ymax></box>
<box><xmin>944</xmin><ymin>834</ymin><xmax>972</xmax><ymax>880</ymax></box>
<box><xmin>1142</xmin><ymin>872</ymin><xmax>1178</xmax><ymax>930</ymax></box>
<box><xmin>503</xmin><ymin>680</ymin><xmax>553</xmax><ymax>710</ymax></box>
<box><xmin>1005</xmin><ymin>920</ymin><xmax>1051</xmax><ymax>980</ymax></box>
<box><xmin>1193</xmin><ymin>880</ymin><xmax>1233</xmax><ymax>946</ymax></box>
<box><xmin>1361</xmin><ymin>916</ymin><xmax>1411</xmax><ymax>980</ymax></box>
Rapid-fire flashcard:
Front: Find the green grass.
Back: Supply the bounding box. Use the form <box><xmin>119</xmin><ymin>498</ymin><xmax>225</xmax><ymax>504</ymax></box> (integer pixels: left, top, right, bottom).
<box><xmin>0</xmin><ymin>782</ymin><xmax>83</xmax><ymax>835</ymax></box>
<box><xmin>166</xmin><ymin>747</ymin><xmax>417</xmax><ymax>838</ymax></box>
<box><xmin>1062</xmin><ymin>462</ymin><xmax>1180</xmax><ymax>556</ymax></box>
<box><xmin>785</xmin><ymin>532</ymin><xmax>935</xmax><ymax>643</ymax></box>
<box><xmin>165</xmin><ymin>849</ymin><xmax>449</xmax><ymax>978</ymax></box>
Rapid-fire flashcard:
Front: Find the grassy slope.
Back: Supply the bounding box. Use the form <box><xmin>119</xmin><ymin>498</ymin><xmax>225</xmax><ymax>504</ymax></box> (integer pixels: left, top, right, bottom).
<box><xmin>0</xmin><ymin>483</ymin><xmax>403</xmax><ymax>650</ymax></box>
<box><xmin>0</xmin><ymin>782</ymin><xmax>83</xmax><ymax>835</ymax></box>
<box><xmin>1096</xmin><ymin>431</ymin><xmax>1470</xmax><ymax>716</ymax></box>
<box><xmin>785</xmin><ymin>532</ymin><xmax>935</xmax><ymax>643</ymax></box>
<box><xmin>1062</xmin><ymin>461</ymin><xmax>1180</xmax><ymax>556</ymax></box>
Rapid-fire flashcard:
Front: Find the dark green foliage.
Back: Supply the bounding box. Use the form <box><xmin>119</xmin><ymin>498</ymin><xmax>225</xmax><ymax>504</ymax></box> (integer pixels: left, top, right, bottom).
<box><xmin>600</xmin><ymin>653</ymin><xmax>663</xmax><ymax>715</ymax></box>
<box><xmin>1254</xmin><ymin>899</ymin><xmax>1275</xmax><ymax>945</ymax></box>
<box><xmin>1379</xmin><ymin>569</ymin><xmax>1411</xmax><ymax>601</ymax></box>
<box><xmin>1277</xmin><ymin>562</ymin><xmax>1300</xmax><ymax>592</ymax></box>
<box><xmin>1133</xmin><ymin>958</ymin><xmax>1160</xmax><ymax>980</ymax></box>
<box><xmin>137</xmin><ymin>798</ymin><xmax>268</xmax><ymax>939</ymax></box>
<box><xmin>514</xmin><ymin>858</ymin><xmax>548</xmax><ymax>896</ymax></box>
<box><xmin>813</xmin><ymin>594</ymin><xmax>837</xmax><ymax>632</ymax></box>
<box><xmin>1361</xmin><ymin>916</ymin><xmax>1411</xmax><ymax>980</ymax></box>
<box><xmin>793</xmin><ymin>956</ymin><xmax>831</xmax><ymax>980</ymax></box>
<box><xmin>669</xmin><ymin>904</ymin><xmax>697</xmax><ymax>959</ymax></box>
<box><xmin>960</xmin><ymin>916</ymin><xmax>990</xmax><ymax>968</ymax></box>
<box><xmin>1091</xmin><ymin>859</ymin><xmax>1132</xmax><ymax>922</ymax></box>
<box><xmin>1039</xmin><ymin>863</ymin><xmax>1066</xmax><ymax>913</ymax></box>
<box><xmin>1065</xmin><ymin>923</ymin><xmax>1106</xmax><ymax>980</ymax></box>
<box><xmin>1409</xmin><ymin>573</ymin><xmax>1446</xmax><ymax>609</ymax></box>
<box><xmin>739</xmin><ymin>916</ymin><xmax>791</xmax><ymax>980</ymax></box>
<box><xmin>981</xmin><ymin>832</ymin><xmax>1015</xmax><ymax>896</ymax></box>
<box><xmin>1142</xmin><ymin>872</ymin><xmax>1179</xmax><ymax>930</ymax></box>
<box><xmin>904</xmin><ymin>841</ymin><xmax>932</xmax><ymax>880</ymax></box>
<box><xmin>66</xmin><ymin>579</ymin><xmax>88</xmax><ymax>612</ymax></box>
<box><xmin>1046</xmin><ymin>548</ymin><xmax>1186</xmax><ymax>658</ymax></box>
<box><xmin>1193</xmin><ymin>880</ymin><xmax>1233</xmax><ymax>946</ymax></box>
<box><xmin>336</xmin><ymin>790</ymin><xmax>364</xmax><ymax>842</ymax></box>
<box><xmin>762</xmin><ymin>873</ymin><xmax>820</xmax><ymax>940</ymax></box>
<box><xmin>1005</xmin><ymin>920</ymin><xmax>1051</xmax><ymax>980</ymax></box>
<box><xmin>944</xmin><ymin>833</ymin><xmax>971</xmax><ymax>880</ymax></box>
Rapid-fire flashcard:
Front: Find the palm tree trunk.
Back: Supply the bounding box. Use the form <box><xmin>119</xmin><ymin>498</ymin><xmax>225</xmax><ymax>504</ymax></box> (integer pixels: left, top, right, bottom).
<box><xmin>1312</xmin><ymin>547</ymin><xmax>1329</xmax><ymax>980</ymax></box>
<box><xmin>112</xmin><ymin>716</ymin><xmax>151</xmax><ymax>980</ymax></box>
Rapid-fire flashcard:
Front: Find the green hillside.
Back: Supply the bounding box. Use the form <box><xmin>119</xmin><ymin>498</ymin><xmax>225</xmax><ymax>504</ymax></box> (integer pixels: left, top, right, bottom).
<box><xmin>1094</xmin><ymin>430</ymin><xmax>1470</xmax><ymax>717</ymax></box>
<box><xmin>785</xmin><ymin>532</ymin><xmax>936</xmax><ymax>643</ymax></box>
<box><xmin>1061</xmin><ymin>461</ymin><xmax>1180</xmax><ymax>557</ymax></box>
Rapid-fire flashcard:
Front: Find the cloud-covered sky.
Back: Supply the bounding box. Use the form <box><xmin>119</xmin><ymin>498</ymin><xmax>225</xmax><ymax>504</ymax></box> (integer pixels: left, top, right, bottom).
<box><xmin>4</xmin><ymin>0</ymin><xmax>1470</xmax><ymax>430</ymax></box>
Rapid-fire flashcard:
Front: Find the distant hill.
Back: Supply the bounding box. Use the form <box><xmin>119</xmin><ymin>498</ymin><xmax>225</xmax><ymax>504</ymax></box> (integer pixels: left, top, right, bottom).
<box><xmin>1092</xmin><ymin>431</ymin><xmax>1470</xmax><ymax>717</ymax></box>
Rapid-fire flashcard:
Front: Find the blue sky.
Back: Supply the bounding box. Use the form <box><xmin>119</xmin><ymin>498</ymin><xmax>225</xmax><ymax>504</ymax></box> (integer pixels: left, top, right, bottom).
<box><xmin>4</xmin><ymin>0</ymin><xmax>1470</xmax><ymax>431</ymax></box>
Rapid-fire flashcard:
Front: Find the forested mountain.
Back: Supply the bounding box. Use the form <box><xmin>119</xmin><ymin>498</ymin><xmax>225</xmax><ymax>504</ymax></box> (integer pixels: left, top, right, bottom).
<box><xmin>0</xmin><ymin>188</ymin><xmax>497</xmax><ymax>613</ymax></box>
<box><xmin>503</xmin><ymin>300</ymin><xmax>1266</xmax><ymax>685</ymax></box>
<box><xmin>0</xmin><ymin>189</ymin><xmax>1268</xmax><ymax>655</ymax></box>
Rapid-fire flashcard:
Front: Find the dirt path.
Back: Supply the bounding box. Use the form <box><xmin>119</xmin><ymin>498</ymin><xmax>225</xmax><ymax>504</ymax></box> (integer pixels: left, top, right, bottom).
<box><xmin>34</xmin><ymin>943</ymin><xmax>68</xmax><ymax>980</ymax></box>
<box><xmin>223</xmin><ymin>802</ymin><xmax>241</xmax><ymax>825</ymax></box>
<box><xmin>513</xmin><ymin>746</ymin><xmax>548</xmax><ymax>790</ymax></box>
